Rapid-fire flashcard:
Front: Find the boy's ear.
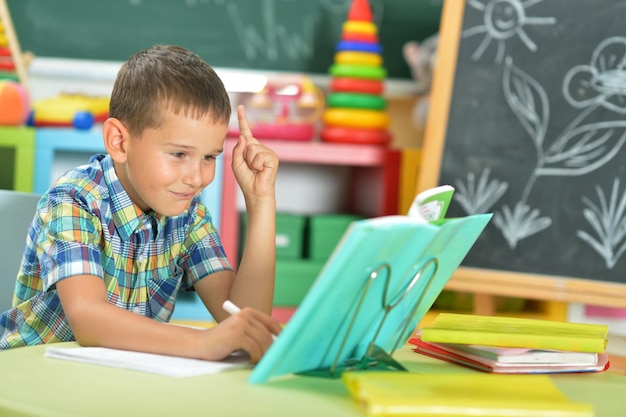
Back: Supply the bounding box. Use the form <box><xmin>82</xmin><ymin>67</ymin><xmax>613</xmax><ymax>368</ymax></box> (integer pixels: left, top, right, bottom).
<box><xmin>103</xmin><ymin>118</ymin><xmax>129</xmax><ymax>163</ymax></box>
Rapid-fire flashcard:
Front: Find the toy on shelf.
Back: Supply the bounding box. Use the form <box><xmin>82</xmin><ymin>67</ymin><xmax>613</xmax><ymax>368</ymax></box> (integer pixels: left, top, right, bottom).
<box><xmin>28</xmin><ymin>93</ymin><xmax>110</xmax><ymax>130</ymax></box>
<box><xmin>228</xmin><ymin>76</ymin><xmax>325</xmax><ymax>141</ymax></box>
<box><xmin>0</xmin><ymin>79</ymin><xmax>29</xmax><ymax>125</ymax></box>
<box><xmin>0</xmin><ymin>0</ymin><xmax>28</xmax><ymax>87</ymax></box>
<box><xmin>320</xmin><ymin>0</ymin><xmax>392</xmax><ymax>146</ymax></box>
<box><xmin>403</xmin><ymin>33</ymin><xmax>439</xmax><ymax>134</ymax></box>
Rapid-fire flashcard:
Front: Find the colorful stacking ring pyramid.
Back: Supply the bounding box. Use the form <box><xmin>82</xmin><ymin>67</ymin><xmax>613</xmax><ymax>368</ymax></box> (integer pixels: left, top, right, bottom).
<box><xmin>321</xmin><ymin>0</ymin><xmax>392</xmax><ymax>146</ymax></box>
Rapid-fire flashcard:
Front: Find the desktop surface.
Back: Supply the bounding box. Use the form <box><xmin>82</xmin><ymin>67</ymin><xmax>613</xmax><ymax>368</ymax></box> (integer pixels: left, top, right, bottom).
<box><xmin>0</xmin><ymin>342</ymin><xmax>624</xmax><ymax>417</ymax></box>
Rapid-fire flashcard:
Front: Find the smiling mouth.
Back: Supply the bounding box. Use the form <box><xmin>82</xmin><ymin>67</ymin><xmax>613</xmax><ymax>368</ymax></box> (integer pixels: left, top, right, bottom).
<box><xmin>172</xmin><ymin>191</ymin><xmax>196</xmax><ymax>199</ymax></box>
<box><xmin>495</xmin><ymin>18</ymin><xmax>516</xmax><ymax>30</ymax></box>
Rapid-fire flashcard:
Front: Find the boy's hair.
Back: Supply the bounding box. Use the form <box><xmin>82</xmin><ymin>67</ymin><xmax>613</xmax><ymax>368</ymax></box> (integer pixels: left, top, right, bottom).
<box><xmin>109</xmin><ymin>44</ymin><xmax>232</xmax><ymax>136</ymax></box>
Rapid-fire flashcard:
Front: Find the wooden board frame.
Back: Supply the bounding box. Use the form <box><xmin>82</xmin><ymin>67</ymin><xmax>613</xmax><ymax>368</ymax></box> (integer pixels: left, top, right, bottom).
<box><xmin>417</xmin><ymin>0</ymin><xmax>626</xmax><ymax>309</ymax></box>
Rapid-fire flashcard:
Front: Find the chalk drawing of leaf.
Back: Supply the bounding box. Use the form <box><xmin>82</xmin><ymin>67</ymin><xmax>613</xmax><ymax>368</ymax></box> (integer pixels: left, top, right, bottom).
<box><xmin>538</xmin><ymin>121</ymin><xmax>626</xmax><ymax>176</ymax></box>
<box><xmin>494</xmin><ymin>202</ymin><xmax>552</xmax><ymax>249</ymax></box>
<box><xmin>577</xmin><ymin>178</ymin><xmax>626</xmax><ymax>269</ymax></box>
<box><xmin>454</xmin><ymin>168</ymin><xmax>508</xmax><ymax>215</ymax></box>
<box><xmin>503</xmin><ymin>57</ymin><xmax>549</xmax><ymax>148</ymax></box>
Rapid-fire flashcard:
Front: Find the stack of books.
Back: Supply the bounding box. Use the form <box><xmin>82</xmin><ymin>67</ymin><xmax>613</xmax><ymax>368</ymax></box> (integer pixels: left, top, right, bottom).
<box><xmin>410</xmin><ymin>313</ymin><xmax>610</xmax><ymax>374</ymax></box>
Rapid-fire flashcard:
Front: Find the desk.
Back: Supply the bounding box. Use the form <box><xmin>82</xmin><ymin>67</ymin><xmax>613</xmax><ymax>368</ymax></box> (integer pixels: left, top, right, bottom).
<box><xmin>1</xmin><ymin>342</ymin><xmax>625</xmax><ymax>417</ymax></box>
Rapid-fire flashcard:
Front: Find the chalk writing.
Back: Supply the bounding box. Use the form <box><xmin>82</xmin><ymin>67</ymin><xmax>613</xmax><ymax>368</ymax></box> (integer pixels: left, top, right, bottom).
<box><xmin>128</xmin><ymin>0</ymin><xmax>342</xmax><ymax>62</ymax></box>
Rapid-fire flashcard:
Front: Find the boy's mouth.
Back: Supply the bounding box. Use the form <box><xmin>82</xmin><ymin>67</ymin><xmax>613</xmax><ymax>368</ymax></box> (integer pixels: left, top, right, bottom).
<box><xmin>172</xmin><ymin>191</ymin><xmax>196</xmax><ymax>200</ymax></box>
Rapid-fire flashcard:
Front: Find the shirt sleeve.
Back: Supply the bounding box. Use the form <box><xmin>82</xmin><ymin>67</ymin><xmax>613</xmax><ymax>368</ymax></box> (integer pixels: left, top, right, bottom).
<box><xmin>37</xmin><ymin>188</ymin><xmax>104</xmax><ymax>291</ymax></box>
<box><xmin>179</xmin><ymin>202</ymin><xmax>232</xmax><ymax>289</ymax></box>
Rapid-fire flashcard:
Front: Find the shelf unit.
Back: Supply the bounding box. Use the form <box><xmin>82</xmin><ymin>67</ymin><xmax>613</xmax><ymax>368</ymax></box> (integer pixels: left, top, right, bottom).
<box><xmin>0</xmin><ymin>126</ymin><xmax>34</xmax><ymax>192</ymax></box>
<box><xmin>219</xmin><ymin>139</ymin><xmax>401</xmax><ymax>324</ymax></box>
<box><xmin>219</xmin><ymin>138</ymin><xmax>402</xmax><ymax>267</ymax></box>
<box><xmin>33</xmin><ymin>128</ymin><xmax>106</xmax><ymax>194</ymax></box>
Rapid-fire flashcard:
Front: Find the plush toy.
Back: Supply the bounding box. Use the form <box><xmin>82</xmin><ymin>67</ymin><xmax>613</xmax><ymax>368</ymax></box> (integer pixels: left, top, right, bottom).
<box><xmin>403</xmin><ymin>33</ymin><xmax>438</xmax><ymax>132</ymax></box>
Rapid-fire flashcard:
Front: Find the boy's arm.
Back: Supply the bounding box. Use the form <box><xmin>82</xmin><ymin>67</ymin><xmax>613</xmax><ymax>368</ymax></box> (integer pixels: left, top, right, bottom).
<box><xmin>211</xmin><ymin>105</ymin><xmax>279</xmax><ymax>316</ymax></box>
<box><xmin>56</xmin><ymin>274</ymin><xmax>280</xmax><ymax>363</ymax></box>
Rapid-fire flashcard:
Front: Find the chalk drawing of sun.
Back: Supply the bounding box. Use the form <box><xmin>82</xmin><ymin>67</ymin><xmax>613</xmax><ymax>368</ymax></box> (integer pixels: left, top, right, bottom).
<box><xmin>463</xmin><ymin>0</ymin><xmax>556</xmax><ymax>64</ymax></box>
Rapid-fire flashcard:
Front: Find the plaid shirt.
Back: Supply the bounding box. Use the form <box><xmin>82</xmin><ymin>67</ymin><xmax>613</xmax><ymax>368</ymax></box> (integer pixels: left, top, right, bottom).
<box><xmin>0</xmin><ymin>154</ymin><xmax>231</xmax><ymax>349</ymax></box>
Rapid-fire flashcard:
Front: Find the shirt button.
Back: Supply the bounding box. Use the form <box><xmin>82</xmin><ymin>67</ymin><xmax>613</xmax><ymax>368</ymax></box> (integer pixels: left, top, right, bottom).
<box><xmin>132</xmin><ymin>306</ymin><xmax>141</xmax><ymax>314</ymax></box>
<box><xmin>137</xmin><ymin>254</ymin><xmax>146</xmax><ymax>263</ymax></box>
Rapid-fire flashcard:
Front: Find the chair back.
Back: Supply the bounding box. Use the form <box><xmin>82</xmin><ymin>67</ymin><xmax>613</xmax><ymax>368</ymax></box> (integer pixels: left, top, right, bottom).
<box><xmin>0</xmin><ymin>190</ymin><xmax>40</xmax><ymax>312</ymax></box>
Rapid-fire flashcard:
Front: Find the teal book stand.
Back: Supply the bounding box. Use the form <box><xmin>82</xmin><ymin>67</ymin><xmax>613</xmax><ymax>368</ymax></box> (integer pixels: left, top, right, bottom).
<box><xmin>249</xmin><ymin>213</ymin><xmax>493</xmax><ymax>384</ymax></box>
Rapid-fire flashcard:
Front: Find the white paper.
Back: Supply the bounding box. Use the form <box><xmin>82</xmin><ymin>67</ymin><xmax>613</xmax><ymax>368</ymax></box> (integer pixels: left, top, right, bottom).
<box><xmin>44</xmin><ymin>346</ymin><xmax>251</xmax><ymax>378</ymax></box>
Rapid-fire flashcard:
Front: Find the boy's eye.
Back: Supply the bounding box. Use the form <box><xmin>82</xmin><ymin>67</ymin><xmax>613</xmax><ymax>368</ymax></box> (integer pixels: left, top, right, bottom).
<box><xmin>171</xmin><ymin>152</ymin><xmax>185</xmax><ymax>158</ymax></box>
<box><xmin>203</xmin><ymin>155</ymin><xmax>217</xmax><ymax>161</ymax></box>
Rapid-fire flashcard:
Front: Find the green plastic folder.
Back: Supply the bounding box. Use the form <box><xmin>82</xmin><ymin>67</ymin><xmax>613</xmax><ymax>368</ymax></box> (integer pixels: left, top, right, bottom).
<box><xmin>249</xmin><ymin>212</ymin><xmax>493</xmax><ymax>384</ymax></box>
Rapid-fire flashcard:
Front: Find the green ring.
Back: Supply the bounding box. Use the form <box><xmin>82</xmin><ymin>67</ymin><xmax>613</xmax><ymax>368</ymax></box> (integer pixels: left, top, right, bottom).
<box><xmin>327</xmin><ymin>93</ymin><xmax>387</xmax><ymax>110</ymax></box>
<box><xmin>329</xmin><ymin>64</ymin><xmax>387</xmax><ymax>80</ymax></box>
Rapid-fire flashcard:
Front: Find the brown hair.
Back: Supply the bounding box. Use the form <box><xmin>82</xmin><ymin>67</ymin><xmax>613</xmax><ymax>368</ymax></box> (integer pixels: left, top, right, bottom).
<box><xmin>109</xmin><ymin>44</ymin><xmax>231</xmax><ymax>136</ymax></box>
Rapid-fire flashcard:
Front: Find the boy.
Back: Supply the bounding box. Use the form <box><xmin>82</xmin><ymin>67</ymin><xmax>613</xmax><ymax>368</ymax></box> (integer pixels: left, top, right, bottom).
<box><xmin>0</xmin><ymin>45</ymin><xmax>282</xmax><ymax>363</ymax></box>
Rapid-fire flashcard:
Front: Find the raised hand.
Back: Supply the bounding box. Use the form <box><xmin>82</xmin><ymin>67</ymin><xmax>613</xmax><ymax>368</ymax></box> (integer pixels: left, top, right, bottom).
<box><xmin>231</xmin><ymin>105</ymin><xmax>279</xmax><ymax>199</ymax></box>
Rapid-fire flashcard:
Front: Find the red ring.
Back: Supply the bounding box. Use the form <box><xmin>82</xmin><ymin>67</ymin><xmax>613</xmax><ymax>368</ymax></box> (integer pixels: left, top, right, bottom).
<box><xmin>321</xmin><ymin>126</ymin><xmax>392</xmax><ymax>146</ymax></box>
<box><xmin>341</xmin><ymin>31</ymin><xmax>379</xmax><ymax>43</ymax></box>
<box><xmin>331</xmin><ymin>77</ymin><xmax>384</xmax><ymax>95</ymax></box>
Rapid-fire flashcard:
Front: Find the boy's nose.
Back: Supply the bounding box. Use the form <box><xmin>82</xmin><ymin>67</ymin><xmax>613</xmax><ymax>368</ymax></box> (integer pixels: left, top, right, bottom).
<box><xmin>182</xmin><ymin>164</ymin><xmax>203</xmax><ymax>188</ymax></box>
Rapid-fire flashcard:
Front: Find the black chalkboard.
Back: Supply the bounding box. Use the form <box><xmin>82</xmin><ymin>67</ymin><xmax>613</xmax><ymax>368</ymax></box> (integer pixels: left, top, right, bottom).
<box><xmin>419</xmin><ymin>0</ymin><xmax>626</xmax><ymax>307</ymax></box>
<box><xmin>6</xmin><ymin>0</ymin><xmax>441</xmax><ymax>80</ymax></box>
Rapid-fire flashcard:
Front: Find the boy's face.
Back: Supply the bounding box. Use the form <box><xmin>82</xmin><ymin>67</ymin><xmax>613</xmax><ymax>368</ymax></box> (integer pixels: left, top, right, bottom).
<box><xmin>117</xmin><ymin>108</ymin><xmax>228</xmax><ymax>216</ymax></box>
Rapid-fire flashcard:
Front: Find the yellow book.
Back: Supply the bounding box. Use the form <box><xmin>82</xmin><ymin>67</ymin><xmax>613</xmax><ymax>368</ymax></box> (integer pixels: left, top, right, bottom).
<box><xmin>420</xmin><ymin>313</ymin><xmax>608</xmax><ymax>353</ymax></box>
<box><xmin>343</xmin><ymin>372</ymin><xmax>594</xmax><ymax>417</ymax></box>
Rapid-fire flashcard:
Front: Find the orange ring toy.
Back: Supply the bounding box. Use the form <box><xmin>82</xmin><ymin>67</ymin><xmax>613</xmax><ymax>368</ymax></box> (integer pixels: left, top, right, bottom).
<box><xmin>331</xmin><ymin>77</ymin><xmax>384</xmax><ymax>95</ymax></box>
<box><xmin>341</xmin><ymin>31</ymin><xmax>378</xmax><ymax>43</ymax></box>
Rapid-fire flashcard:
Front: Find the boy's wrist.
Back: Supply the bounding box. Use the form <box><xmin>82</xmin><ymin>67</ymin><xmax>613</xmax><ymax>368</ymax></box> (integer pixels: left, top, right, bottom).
<box><xmin>243</xmin><ymin>194</ymin><xmax>276</xmax><ymax>211</ymax></box>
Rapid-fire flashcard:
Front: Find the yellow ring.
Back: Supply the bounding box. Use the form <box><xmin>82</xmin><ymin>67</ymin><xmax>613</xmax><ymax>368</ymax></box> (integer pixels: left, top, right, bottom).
<box><xmin>323</xmin><ymin>108</ymin><xmax>390</xmax><ymax>129</ymax></box>
<box><xmin>335</xmin><ymin>51</ymin><xmax>382</xmax><ymax>67</ymax></box>
<box><xmin>342</xmin><ymin>21</ymin><xmax>378</xmax><ymax>35</ymax></box>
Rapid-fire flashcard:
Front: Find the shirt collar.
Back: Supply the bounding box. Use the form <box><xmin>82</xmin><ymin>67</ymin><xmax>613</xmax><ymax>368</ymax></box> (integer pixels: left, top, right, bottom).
<box><xmin>100</xmin><ymin>155</ymin><xmax>154</xmax><ymax>241</ymax></box>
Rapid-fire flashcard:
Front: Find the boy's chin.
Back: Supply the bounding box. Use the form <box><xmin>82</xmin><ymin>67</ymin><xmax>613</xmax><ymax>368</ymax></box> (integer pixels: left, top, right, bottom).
<box><xmin>157</xmin><ymin>203</ymin><xmax>193</xmax><ymax>217</ymax></box>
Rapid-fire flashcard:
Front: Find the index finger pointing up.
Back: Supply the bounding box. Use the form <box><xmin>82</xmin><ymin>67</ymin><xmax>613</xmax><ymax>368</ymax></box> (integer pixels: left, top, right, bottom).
<box><xmin>237</xmin><ymin>105</ymin><xmax>253</xmax><ymax>137</ymax></box>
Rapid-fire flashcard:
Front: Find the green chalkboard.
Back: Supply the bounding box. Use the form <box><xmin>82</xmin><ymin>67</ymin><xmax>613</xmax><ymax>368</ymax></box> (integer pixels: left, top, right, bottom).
<box><xmin>418</xmin><ymin>0</ymin><xmax>626</xmax><ymax>307</ymax></box>
<box><xmin>7</xmin><ymin>0</ymin><xmax>441</xmax><ymax>80</ymax></box>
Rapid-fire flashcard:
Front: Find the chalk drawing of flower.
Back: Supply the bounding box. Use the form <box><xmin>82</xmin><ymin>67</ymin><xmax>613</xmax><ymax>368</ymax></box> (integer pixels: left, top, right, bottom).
<box><xmin>563</xmin><ymin>37</ymin><xmax>626</xmax><ymax>114</ymax></box>
<box><xmin>454</xmin><ymin>168</ymin><xmax>508</xmax><ymax>214</ymax></box>
<box><xmin>489</xmin><ymin>58</ymin><xmax>626</xmax><ymax>249</ymax></box>
<box><xmin>463</xmin><ymin>0</ymin><xmax>556</xmax><ymax>64</ymax></box>
<box><xmin>494</xmin><ymin>202</ymin><xmax>552</xmax><ymax>249</ymax></box>
<box><xmin>577</xmin><ymin>178</ymin><xmax>626</xmax><ymax>269</ymax></box>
